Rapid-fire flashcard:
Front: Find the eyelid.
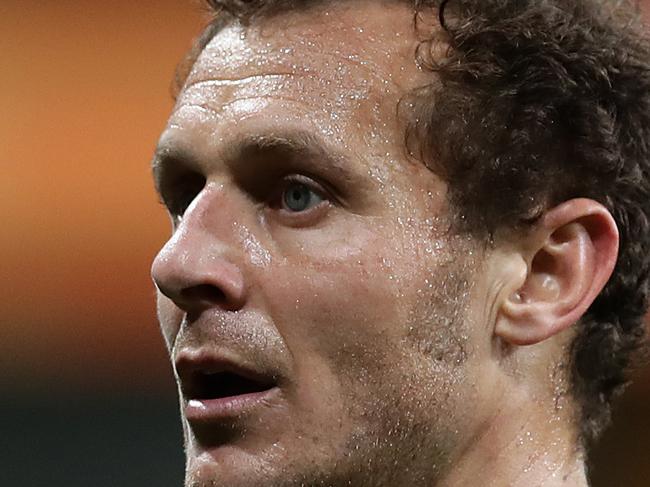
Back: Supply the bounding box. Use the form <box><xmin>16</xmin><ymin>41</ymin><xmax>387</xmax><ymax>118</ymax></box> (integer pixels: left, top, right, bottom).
<box><xmin>282</xmin><ymin>173</ymin><xmax>324</xmax><ymax>190</ymax></box>
<box><xmin>268</xmin><ymin>173</ymin><xmax>331</xmax><ymax>213</ymax></box>
<box><xmin>276</xmin><ymin>173</ymin><xmax>337</xmax><ymax>206</ymax></box>
<box><xmin>263</xmin><ymin>173</ymin><xmax>334</xmax><ymax>228</ymax></box>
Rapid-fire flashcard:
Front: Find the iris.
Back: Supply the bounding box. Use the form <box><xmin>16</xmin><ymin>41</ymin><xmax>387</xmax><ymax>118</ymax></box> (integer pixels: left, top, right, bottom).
<box><xmin>283</xmin><ymin>182</ymin><xmax>323</xmax><ymax>212</ymax></box>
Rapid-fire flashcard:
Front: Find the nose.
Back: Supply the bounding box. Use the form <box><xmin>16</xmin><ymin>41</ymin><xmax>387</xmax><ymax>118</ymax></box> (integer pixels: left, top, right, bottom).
<box><xmin>151</xmin><ymin>187</ymin><xmax>247</xmax><ymax>314</ymax></box>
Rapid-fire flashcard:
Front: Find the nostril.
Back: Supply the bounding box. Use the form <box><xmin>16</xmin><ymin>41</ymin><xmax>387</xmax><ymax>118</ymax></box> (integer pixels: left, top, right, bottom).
<box><xmin>181</xmin><ymin>284</ymin><xmax>226</xmax><ymax>304</ymax></box>
<box><xmin>154</xmin><ymin>254</ymin><xmax>246</xmax><ymax>312</ymax></box>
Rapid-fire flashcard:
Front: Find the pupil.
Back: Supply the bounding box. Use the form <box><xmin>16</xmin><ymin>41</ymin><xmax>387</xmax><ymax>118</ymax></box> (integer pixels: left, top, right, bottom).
<box><xmin>285</xmin><ymin>183</ymin><xmax>311</xmax><ymax>211</ymax></box>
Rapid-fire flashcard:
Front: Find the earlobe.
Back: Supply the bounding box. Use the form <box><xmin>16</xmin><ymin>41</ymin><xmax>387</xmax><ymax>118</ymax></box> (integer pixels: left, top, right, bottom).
<box><xmin>495</xmin><ymin>199</ymin><xmax>619</xmax><ymax>346</ymax></box>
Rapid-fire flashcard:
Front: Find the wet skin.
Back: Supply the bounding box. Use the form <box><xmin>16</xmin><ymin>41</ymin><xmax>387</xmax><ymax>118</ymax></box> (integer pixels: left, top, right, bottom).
<box><xmin>151</xmin><ymin>2</ymin><xmax>498</xmax><ymax>486</ymax></box>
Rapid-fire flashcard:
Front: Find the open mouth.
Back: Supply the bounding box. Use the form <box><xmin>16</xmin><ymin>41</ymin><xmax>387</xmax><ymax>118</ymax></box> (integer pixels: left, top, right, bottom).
<box><xmin>184</xmin><ymin>370</ymin><xmax>277</xmax><ymax>401</ymax></box>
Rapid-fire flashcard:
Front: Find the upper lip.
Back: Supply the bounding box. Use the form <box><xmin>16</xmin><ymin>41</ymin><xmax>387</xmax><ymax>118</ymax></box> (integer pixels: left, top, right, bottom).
<box><xmin>174</xmin><ymin>349</ymin><xmax>279</xmax><ymax>401</ymax></box>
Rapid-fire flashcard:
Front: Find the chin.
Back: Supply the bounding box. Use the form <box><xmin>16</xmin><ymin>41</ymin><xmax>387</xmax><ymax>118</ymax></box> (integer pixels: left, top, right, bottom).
<box><xmin>183</xmin><ymin>435</ymin><xmax>369</xmax><ymax>487</ymax></box>
<box><xmin>185</xmin><ymin>446</ymin><xmax>273</xmax><ymax>487</ymax></box>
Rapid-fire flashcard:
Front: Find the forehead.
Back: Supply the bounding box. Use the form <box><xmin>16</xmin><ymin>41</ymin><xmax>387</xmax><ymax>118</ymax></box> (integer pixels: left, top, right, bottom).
<box><xmin>190</xmin><ymin>2</ymin><xmax>419</xmax><ymax>81</ymax></box>
<box><xmin>167</xmin><ymin>2</ymin><xmax>428</xmax><ymax>154</ymax></box>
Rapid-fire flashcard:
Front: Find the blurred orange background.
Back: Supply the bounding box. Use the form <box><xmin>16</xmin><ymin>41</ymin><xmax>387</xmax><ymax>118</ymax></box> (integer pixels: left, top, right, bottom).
<box><xmin>1</xmin><ymin>1</ymin><xmax>648</xmax><ymax>486</ymax></box>
<box><xmin>1</xmin><ymin>0</ymin><xmax>195</xmax><ymax>392</ymax></box>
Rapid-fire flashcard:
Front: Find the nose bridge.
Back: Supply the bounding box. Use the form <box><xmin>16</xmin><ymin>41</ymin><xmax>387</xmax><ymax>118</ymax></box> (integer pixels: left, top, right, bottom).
<box><xmin>152</xmin><ymin>182</ymin><xmax>247</xmax><ymax>312</ymax></box>
<box><xmin>165</xmin><ymin>182</ymin><xmax>234</xmax><ymax>262</ymax></box>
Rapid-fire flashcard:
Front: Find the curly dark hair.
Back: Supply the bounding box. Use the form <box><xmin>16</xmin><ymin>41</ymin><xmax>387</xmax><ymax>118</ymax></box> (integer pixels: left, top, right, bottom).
<box><xmin>175</xmin><ymin>0</ymin><xmax>650</xmax><ymax>447</ymax></box>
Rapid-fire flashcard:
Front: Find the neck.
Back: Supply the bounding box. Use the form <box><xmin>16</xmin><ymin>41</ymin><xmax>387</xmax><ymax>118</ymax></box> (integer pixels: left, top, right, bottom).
<box><xmin>437</xmin><ymin>388</ymin><xmax>588</xmax><ymax>487</ymax></box>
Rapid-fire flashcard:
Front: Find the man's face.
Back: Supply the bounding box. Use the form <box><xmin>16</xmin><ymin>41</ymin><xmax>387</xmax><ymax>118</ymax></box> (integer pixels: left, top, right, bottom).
<box><xmin>152</xmin><ymin>3</ymin><xmax>495</xmax><ymax>486</ymax></box>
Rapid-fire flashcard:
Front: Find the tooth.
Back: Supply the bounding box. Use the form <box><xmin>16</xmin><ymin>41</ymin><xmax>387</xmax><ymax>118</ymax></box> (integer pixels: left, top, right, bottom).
<box><xmin>188</xmin><ymin>399</ymin><xmax>206</xmax><ymax>409</ymax></box>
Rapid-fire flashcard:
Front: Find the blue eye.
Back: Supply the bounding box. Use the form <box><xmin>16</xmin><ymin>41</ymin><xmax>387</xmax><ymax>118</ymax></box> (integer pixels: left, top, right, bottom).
<box><xmin>282</xmin><ymin>182</ymin><xmax>324</xmax><ymax>212</ymax></box>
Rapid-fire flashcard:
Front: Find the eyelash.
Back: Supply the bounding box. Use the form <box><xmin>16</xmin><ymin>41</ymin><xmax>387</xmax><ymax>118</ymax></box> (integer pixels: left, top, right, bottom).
<box><xmin>265</xmin><ymin>174</ymin><xmax>333</xmax><ymax>226</ymax></box>
<box><xmin>160</xmin><ymin>172</ymin><xmax>333</xmax><ymax>224</ymax></box>
<box><xmin>273</xmin><ymin>174</ymin><xmax>328</xmax><ymax>206</ymax></box>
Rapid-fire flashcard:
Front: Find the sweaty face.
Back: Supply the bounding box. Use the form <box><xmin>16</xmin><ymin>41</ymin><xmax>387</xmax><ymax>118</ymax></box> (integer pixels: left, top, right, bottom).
<box><xmin>152</xmin><ymin>3</ymin><xmax>492</xmax><ymax>486</ymax></box>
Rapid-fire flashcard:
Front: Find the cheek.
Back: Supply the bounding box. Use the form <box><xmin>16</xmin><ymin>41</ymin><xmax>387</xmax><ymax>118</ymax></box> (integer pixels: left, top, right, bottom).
<box><xmin>261</xmin><ymin>224</ymin><xmax>417</xmax><ymax>374</ymax></box>
<box><xmin>255</xmin><ymin>226</ymin><xmax>411</xmax><ymax>444</ymax></box>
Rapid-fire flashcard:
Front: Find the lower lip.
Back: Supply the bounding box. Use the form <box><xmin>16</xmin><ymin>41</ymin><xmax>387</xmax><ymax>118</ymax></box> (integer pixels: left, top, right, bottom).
<box><xmin>184</xmin><ymin>387</ymin><xmax>280</xmax><ymax>422</ymax></box>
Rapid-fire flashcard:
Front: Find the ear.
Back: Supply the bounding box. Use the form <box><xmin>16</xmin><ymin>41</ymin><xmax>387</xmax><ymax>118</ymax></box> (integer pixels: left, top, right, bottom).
<box><xmin>495</xmin><ymin>198</ymin><xmax>619</xmax><ymax>346</ymax></box>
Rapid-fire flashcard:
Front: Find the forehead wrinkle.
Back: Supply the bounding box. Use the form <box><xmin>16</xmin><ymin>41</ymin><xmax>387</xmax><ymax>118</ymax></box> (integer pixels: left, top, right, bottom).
<box><xmin>182</xmin><ymin>73</ymin><xmax>298</xmax><ymax>92</ymax></box>
<box><xmin>174</xmin><ymin>93</ymin><xmax>335</xmax><ymax>123</ymax></box>
<box><xmin>176</xmin><ymin>71</ymin><xmax>376</xmax><ymax>123</ymax></box>
<box><xmin>190</xmin><ymin>51</ymin><xmax>396</xmax><ymax>93</ymax></box>
<box><xmin>178</xmin><ymin>67</ymin><xmax>388</xmax><ymax>125</ymax></box>
<box><xmin>190</xmin><ymin>36</ymin><xmax>403</xmax><ymax>96</ymax></box>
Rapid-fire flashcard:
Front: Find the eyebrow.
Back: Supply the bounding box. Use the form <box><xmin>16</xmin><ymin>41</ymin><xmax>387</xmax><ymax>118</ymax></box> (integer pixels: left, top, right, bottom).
<box><xmin>151</xmin><ymin>129</ymin><xmax>355</xmax><ymax>195</ymax></box>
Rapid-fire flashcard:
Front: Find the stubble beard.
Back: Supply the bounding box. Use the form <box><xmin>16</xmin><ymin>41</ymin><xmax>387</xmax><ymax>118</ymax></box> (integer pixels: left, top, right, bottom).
<box><xmin>184</xmin><ymin>250</ymin><xmax>476</xmax><ymax>487</ymax></box>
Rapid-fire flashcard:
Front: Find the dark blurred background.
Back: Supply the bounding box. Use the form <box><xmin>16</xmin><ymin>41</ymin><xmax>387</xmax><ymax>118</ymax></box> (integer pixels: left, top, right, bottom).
<box><xmin>1</xmin><ymin>1</ymin><xmax>648</xmax><ymax>486</ymax></box>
